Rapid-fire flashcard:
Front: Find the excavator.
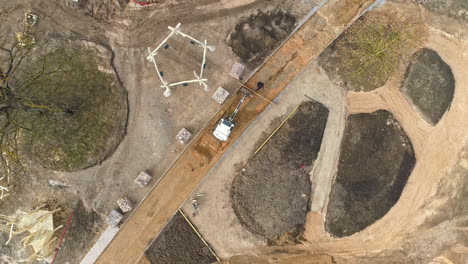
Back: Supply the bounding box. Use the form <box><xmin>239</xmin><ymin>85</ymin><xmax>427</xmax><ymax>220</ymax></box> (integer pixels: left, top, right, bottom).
<box><xmin>213</xmin><ymin>89</ymin><xmax>250</xmax><ymax>141</ymax></box>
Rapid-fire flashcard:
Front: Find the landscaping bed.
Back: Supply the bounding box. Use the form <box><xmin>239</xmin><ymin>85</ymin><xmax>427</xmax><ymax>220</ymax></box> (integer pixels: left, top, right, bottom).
<box><xmin>325</xmin><ymin>110</ymin><xmax>415</xmax><ymax>237</ymax></box>
<box><xmin>145</xmin><ymin>211</ymin><xmax>217</xmax><ymax>264</ymax></box>
<box><xmin>231</xmin><ymin>101</ymin><xmax>329</xmax><ymax>242</ymax></box>
<box><xmin>401</xmin><ymin>48</ymin><xmax>455</xmax><ymax>125</ymax></box>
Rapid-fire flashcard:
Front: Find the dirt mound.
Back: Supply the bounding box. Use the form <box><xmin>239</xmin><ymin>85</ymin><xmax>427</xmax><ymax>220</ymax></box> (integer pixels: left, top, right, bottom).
<box><xmin>145</xmin><ymin>211</ymin><xmax>217</xmax><ymax>264</ymax></box>
<box><xmin>401</xmin><ymin>48</ymin><xmax>455</xmax><ymax>125</ymax></box>
<box><xmin>17</xmin><ymin>43</ymin><xmax>128</xmax><ymax>171</ymax></box>
<box><xmin>325</xmin><ymin>110</ymin><xmax>415</xmax><ymax>237</ymax></box>
<box><xmin>227</xmin><ymin>10</ymin><xmax>297</xmax><ymax>69</ymax></box>
<box><xmin>231</xmin><ymin>101</ymin><xmax>329</xmax><ymax>241</ymax></box>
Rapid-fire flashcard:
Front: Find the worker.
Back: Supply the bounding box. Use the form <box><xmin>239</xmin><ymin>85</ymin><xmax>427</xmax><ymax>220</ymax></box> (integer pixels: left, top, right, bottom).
<box><xmin>256</xmin><ymin>81</ymin><xmax>264</xmax><ymax>91</ymax></box>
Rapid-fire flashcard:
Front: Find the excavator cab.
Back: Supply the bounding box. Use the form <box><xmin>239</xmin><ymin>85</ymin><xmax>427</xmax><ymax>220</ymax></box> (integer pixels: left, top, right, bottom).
<box><xmin>213</xmin><ymin>89</ymin><xmax>250</xmax><ymax>141</ymax></box>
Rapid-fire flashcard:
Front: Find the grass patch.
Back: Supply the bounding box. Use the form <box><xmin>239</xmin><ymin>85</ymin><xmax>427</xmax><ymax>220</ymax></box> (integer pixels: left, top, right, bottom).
<box><xmin>321</xmin><ymin>11</ymin><xmax>427</xmax><ymax>92</ymax></box>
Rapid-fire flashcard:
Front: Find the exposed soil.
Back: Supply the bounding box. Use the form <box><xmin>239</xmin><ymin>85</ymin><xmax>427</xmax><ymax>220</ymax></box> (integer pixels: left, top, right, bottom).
<box><xmin>227</xmin><ymin>10</ymin><xmax>297</xmax><ymax>69</ymax></box>
<box><xmin>145</xmin><ymin>211</ymin><xmax>217</xmax><ymax>264</ymax></box>
<box><xmin>231</xmin><ymin>101</ymin><xmax>329</xmax><ymax>241</ymax></box>
<box><xmin>325</xmin><ymin>110</ymin><xmax>416</xmax><ymax>237</ymax></box>
<box><xmin>53</xmin><ymin>201</ymin><xmax>103</xmax><ymax>263</ymax></box>
<box><xmin>401</xmin><ymin>48</ymin><xmax>455</xmax><ymax>125</ymax></box>
<box><xmin>416</xmin><ymin>0</ymin><xmax>468</xmax><ymax>21</ymax></box>
<box><xmin>15</xmin><ymin>43</ymin><xmax>128</xmax><ymax>172</ymax></box>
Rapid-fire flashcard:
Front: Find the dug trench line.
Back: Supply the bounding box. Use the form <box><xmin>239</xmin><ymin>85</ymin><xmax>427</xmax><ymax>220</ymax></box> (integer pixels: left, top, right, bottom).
<box><xmin>95</xmin><ymin>0</ymin><xmax>380</xmax><ymax>263</ymax></box>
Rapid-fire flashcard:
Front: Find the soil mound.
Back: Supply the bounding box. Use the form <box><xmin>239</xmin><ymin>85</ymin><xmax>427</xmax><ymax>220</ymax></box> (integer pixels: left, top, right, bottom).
<box><xmin>401</xmin><ymin>48</ymin><xmax>455</xmax><ymax>125</ymax></box>
<box><xmin>325</xmin><ymin>110</ymin><xmax>415</xmax><ymax>237</ymax></box>
<box><xmin>228</xmin><ymin>10</ymin><xmax>296</xmax><ymax>69</ymax></box>
<box><xmin>231</xmin><ymin>101</ymin><xmax>329</xmax><ymax>241</ymax></box>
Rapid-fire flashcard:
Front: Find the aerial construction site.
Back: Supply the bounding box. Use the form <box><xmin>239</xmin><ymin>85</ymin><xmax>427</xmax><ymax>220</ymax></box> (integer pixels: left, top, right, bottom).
<box><xmin>0</xmin><ymin>0</ymin><xmax>467</xmax><ymax>263</ymax></box>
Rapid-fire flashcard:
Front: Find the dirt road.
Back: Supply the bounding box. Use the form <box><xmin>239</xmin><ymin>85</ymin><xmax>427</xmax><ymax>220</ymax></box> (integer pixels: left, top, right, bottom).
<box><xmin>95</xmin><ymin>0</ymin><xmax>377</xmax><ymax>263</ymax></box>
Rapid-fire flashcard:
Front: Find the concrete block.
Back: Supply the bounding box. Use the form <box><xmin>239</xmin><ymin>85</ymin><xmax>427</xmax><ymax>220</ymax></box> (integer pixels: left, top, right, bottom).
<box><xmin>230</xmin><ymin>62</ymin><xmax>245</xmax><ymax>80</ymax></box>
<box><xmin>135</xmin><ymin>171</ymin><xmax>152</xmax><ymax>187</ymax></box>
<box><xmin>176</xmin><ymin>128</ymin><xmax>192</xmax><ymax>144</ymax></box>
<box><xmin>212</xmin><ymin>87</ymin><xmax>230</xmax><ymax>105</ymax></box>
<box><xmin>117</xmin><ymin>197</ymin><xmax>133</xmax><ymax>213</ymax></box>
<box><xmin>106</xmin><ymin>210</ymin><xmax>124</xmax><ymax>227</ymax></box>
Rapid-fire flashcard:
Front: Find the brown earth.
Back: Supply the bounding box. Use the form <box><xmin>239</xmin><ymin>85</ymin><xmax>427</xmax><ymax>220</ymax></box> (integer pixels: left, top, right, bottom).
<box><xmin>227</xmin><ymin>10</ymin><xmax>297</xmax><ymax>69</ymax></box>
<box><xmin>325</xmin><ymin>110</ymin><xmax>415</xmax><ymax>237</ymax></box>
<box><xmin>145</xmin><ymin>211</ymin><xmax>217</xmax><ymax>264</ymax></box>
<box><xmin>53</xmin><ymin>201</ymin><xmax>104</xmax><ymax>263</ymax></box>
<box><xmin>231</xmin><ymin>101</ymin><xmax>329</xmax><ymax>241</ymax></box>
<box><xmin>401</xmin><ymin>48</ymin><xmax>455</xmax><ymax>125</ymax></box>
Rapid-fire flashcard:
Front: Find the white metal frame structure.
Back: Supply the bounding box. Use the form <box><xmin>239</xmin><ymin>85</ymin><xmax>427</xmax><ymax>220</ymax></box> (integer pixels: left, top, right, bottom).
<box><xmin>146</xmin><ymin>23</ymin><xmax>216</xmax><ymax>97</ymax></box>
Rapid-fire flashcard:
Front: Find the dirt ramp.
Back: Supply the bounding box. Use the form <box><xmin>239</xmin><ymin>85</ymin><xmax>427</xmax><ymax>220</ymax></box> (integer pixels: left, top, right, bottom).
<box><xmin>231</xmin><ymin>101</ymin><xmax>329</xmax><ymax>242</ymax></box>
<box><xmin>227</xmin><ymin>10</ymin><xmax>297</xmax><ymax>69</ymax></box>
<box><xmin>326</xmin><ymin>110</ymin><xmax>415</xmax><ymax>237</ymax></box>
<box><xmin>401</xmin><ymin>48</ymin><xmax>455</xmax><ymax>125</ymax></box>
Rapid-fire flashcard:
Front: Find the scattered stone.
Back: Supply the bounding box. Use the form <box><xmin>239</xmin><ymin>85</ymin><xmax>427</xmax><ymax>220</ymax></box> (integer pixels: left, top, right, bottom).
<box><xmin>229</xmin><ymin>62</ymin><xmax>245</xmax><ymax>80</ymax></box>
<box><xmin>135</xmin><ymin>171</ymin><xmax>153</xmax><ymax>187</ymax></box>
<box><xmin>117</xmin><ymin>197</ymin><xmax>133</xmax><ymax>213</ymax></box>
<box><xmin>106</xmin><ymin>210</ymin><xmax>124</xmax><ymax>227</ymax></box>
<box><xmin>212</xmin><ymin>87</ymin><xmax>230</xmax><ymax>105</ymax></box>
<box><xmin>48</xmin><ymin>180</ymin><xmax>70</xmax><ymax>188</ymax></box>
<box><xmin>176</xmin><ymin>128</ymin><xmax>192</xmax><ymax>144</ymax></box>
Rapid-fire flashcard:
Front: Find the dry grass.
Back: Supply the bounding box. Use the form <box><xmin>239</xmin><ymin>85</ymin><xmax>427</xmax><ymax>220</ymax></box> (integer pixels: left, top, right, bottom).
<box><xmin>333</xmin><ymin>11</ymin><xmax>427</xmax><ymax>92</ymax></box>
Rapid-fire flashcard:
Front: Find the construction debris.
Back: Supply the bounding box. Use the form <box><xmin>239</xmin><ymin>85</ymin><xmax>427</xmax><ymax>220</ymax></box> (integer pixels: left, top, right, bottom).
<box><xmin>0</xmin><ymin>205</ymin><xmax>62</xmax><ymax>262</ymax></box>
<box><xmin>117</xmin><ymin>197</ymin><xmax>133</xmax><ymax>213</ymax></box>
<box><xmin>15</xmin><ymin>32</ymin><xmax>35</xmax><ymax>47</ymax></box>
<box><xmin>192</xmin><ymin>200</ymin><xmax>200</xmax><ymax>210</ymax></box>
<box><xmin>106</xmin><ymin>210</ymin><xmax>124</xmax><ymax>227</ymax></box>
<box><xmin>48</xmin><ymin>180</ymin><xmax>70</xmax><ymax>188</ymax></box>
<box><xmin>176</xmin><ymin>128</ymin><xmax>192</xmax><ymax>144</ymax></box>
<box><xmin>0</xmin><ymin>176</ymin><xmax>9</xmax><ymax>200</ymax></box>
<box><xmin>229</xmin><ymin>62</ymin><xmax>245</xmax><ymax>80</ymax></box>
<box><xmin>24</xmin><ymin>12</ymin><xmax>37</xmax><ymax>26</ymax></box>
<box><xmin>212</xmin><ymin>87</ymin><xmax>230</xmax><ymax>104</ymax></box>
<box><xmin>135</xmin><ymin>171</ymin><xmax>153</xmax><ymax>187</ymax></box>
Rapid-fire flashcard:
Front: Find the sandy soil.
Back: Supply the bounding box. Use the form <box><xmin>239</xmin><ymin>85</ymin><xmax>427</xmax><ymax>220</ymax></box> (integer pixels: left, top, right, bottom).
<box><xmin>215</xmin><ymin>1</ymin><xmax>468</xmax><ymax>263</ymax></box>
<box><xmin>300</xmin><ymin>1</ymin><xmax>468</xmax><ymax>259</ymax></box>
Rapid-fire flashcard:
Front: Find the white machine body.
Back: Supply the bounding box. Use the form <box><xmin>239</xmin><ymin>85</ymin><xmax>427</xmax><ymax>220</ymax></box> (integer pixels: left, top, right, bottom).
<box><xmin>213</xmin><ymin>119</ymin><xmax>234</xmax><ymax>141</ymax></box>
